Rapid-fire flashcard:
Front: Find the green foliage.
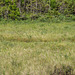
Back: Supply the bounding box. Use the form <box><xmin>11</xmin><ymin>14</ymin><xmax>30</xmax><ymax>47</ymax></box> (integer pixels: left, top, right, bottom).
<box><xmin>71</xmin><ymin>15</ymin><xmax>75</xmax><ymax>21</ymax></box>
<box><xmin>30</xmin><ymin>14</ymin><xmax>40</xmax><ymax>20</ymax></box>
<box><xmin>8</xmin><ymin>3</ymin><xmax>20</xmax><ymax>20</ymax></box>
<box><xmin>0</xmin><ymin>0</ymin><xmax>75</xmax><ymax>20</ymax></box>
<box><xmin>50</xmin><ymin>0</ymin><xmax>56</xmax><ymax>9</ymax></box>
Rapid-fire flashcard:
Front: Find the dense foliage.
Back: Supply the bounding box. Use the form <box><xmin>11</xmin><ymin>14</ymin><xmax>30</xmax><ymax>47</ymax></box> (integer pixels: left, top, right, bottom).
<box><xmin>0</xmin><ymin>0</ymin><xmax>75</xmax><ymax>20</ymax></box>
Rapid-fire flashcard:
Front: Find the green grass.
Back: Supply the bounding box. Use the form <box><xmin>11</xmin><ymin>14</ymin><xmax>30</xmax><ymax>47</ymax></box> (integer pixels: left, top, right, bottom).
<box><xmin>0</xmin><ymin>21</ymin><xmax>75</xmax><ymax>75</ymax></box>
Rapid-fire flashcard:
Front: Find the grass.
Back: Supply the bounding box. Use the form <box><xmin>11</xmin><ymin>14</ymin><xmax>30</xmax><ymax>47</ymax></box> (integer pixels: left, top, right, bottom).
<box><xmin>0</xmin><ymin>21</ymin><xmax>75</xmax><ymax>75</ymax></box>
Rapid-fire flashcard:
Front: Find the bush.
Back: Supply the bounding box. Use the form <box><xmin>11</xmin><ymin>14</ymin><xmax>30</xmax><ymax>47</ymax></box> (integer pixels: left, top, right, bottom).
<box><xmin>51</xmin><ymin>65</ymin><xmax>73</xmax><ymax>75</ymax></box>
<box><xmin>30</xmin><ymin>14</ymin><xmax>39</xmax><ymax>20</ymax></box>
<box><xmin>72</xmin><ymin>15</ymin><xmax>75</xmax><ymax>21</ymax></box>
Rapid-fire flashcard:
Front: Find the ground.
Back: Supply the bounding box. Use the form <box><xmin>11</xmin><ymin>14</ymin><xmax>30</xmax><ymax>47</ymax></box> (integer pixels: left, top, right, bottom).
<box><xmin>0</xmin><ymin>21</ymin><xmax>75</xmax><ymax>75</ymax></box>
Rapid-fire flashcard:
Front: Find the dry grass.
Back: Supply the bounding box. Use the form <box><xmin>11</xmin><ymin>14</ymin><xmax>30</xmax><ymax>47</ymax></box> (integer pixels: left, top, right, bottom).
<box><xmin>0</xmin><ymin>21</ymin><xmax>75</xmax><ymax>75</ymax></box>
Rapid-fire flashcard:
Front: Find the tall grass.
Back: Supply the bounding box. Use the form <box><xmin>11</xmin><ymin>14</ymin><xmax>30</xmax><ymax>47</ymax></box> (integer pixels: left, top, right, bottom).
<box><xmin>0</xmin><ymin>21</ymin><xmax>75</xmax><ymax>75</ymax></box>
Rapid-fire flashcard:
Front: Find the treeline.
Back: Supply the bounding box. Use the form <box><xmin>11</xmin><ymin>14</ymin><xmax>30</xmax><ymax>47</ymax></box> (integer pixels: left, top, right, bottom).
<box><xmin>0</xmin><ymin>0</ymin><xmax>75</xmax><ymax>20</ymax></box>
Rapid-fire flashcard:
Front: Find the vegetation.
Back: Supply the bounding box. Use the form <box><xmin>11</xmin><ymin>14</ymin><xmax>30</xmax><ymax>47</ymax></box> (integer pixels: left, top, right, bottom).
<box><xmin>0</xmin><ymin>0</ymin><xmax>75</xmax><ymax>75</ymax></box>
<box><xmin>0</xmin><ymin>0</ymin><xmax>75</xmax><ymax>20</ymax></box>
<box><xmin>0</xmin><ymin>21</ymin><xmax>75</xmax><ymax>75</ymax></box>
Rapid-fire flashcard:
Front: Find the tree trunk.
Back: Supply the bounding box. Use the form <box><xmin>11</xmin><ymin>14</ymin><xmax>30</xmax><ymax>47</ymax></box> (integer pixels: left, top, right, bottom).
<box><xmin>17</xmin><ymin>0</ymin><xmax>21</xmax><ymax>14</ymax></box>
<box><xmin>36</xmin><ymin>0</ymin><xmax>38</xmax><ymax>14</ymax></box>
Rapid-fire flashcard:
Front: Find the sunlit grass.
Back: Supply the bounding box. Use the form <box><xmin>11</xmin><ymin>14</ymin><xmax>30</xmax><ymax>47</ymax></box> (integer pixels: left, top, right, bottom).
<box><xmin>0</xmin><ymin>21</ymin><xmax>75</xmax><ymax>75</ymax></box>
<box><xmin>0</xmin><ymin>21</ymin><xmax>75</xmax><ymax>42</ymax></box>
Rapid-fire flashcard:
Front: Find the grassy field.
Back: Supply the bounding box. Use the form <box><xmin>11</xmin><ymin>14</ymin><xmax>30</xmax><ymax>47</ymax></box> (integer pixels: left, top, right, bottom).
<box><xmin>0</xmin><ymin>21</ymin><xmax>75</xmax><ymax>75</ymax></box>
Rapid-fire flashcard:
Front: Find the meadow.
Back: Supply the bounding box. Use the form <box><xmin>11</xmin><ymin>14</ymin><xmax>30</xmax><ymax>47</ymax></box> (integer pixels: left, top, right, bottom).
<box><xmin>0</xmin><ymin>21</ymin><xmax>75</xmax><ymax>75</ymax></box>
